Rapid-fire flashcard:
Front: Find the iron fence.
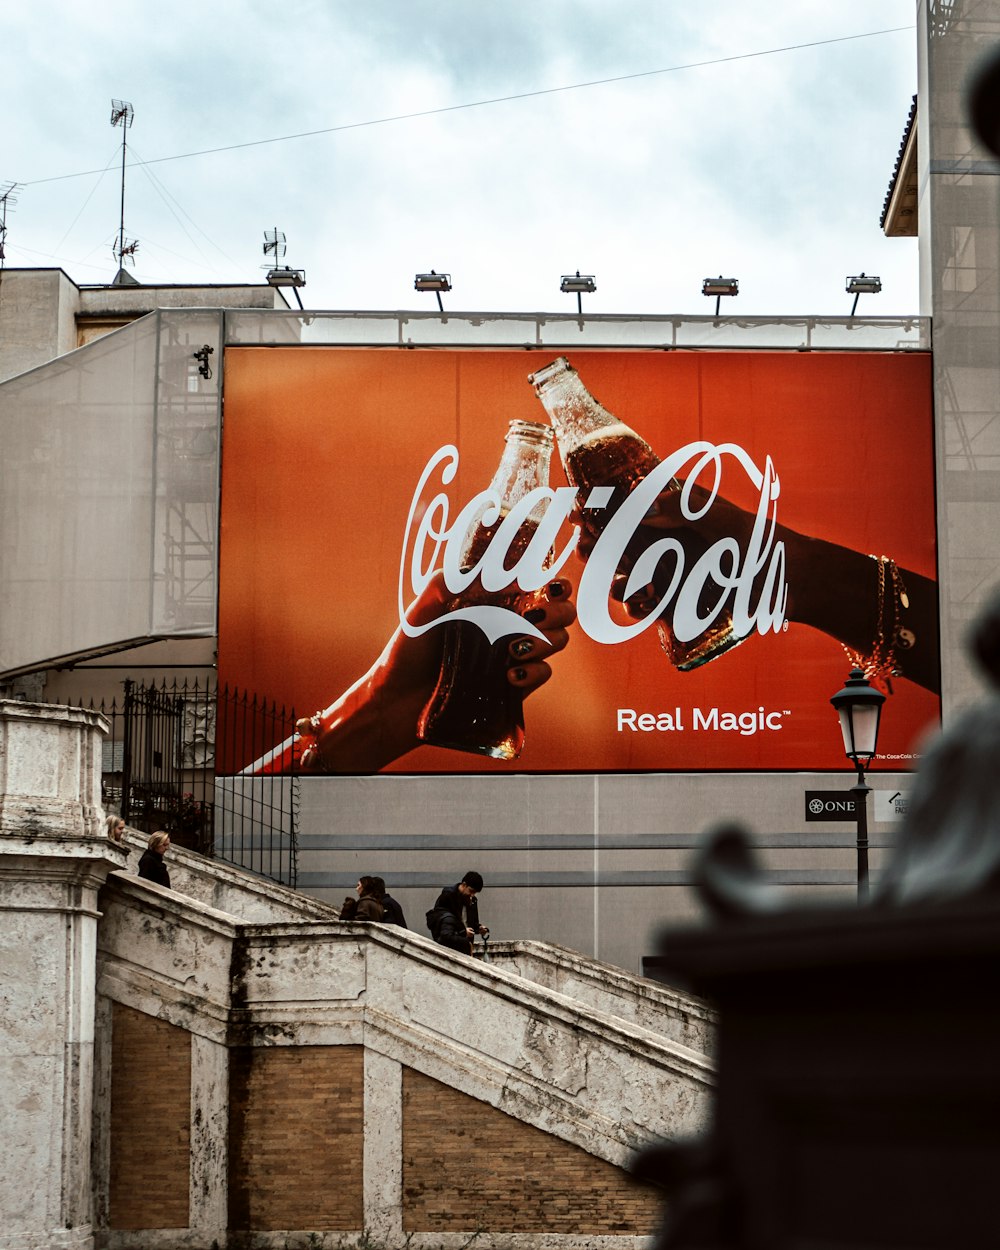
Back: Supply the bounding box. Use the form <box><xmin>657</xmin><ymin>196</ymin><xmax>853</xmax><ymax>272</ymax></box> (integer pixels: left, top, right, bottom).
<box><xmin>92</xmin><ymin>678</ymin><xmax>300</xmax><ymax>888</ymax></box>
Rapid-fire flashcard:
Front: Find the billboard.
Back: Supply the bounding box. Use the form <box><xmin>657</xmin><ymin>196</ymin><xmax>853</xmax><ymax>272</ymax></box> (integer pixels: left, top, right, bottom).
<box><xmin>217</xmin><ymin>348</ymin><xmax>937</xmax><ymax>775</ymax></box>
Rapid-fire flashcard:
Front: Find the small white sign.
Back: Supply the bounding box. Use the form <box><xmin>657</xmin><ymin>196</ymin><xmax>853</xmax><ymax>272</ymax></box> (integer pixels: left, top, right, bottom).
<box><xmin>875</xmin><ymin>790</ymin><xmax>909</xmax><ymax>822</ymax></box>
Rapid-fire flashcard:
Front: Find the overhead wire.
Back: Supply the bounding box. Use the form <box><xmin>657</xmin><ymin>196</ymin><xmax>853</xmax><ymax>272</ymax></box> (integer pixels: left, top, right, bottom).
<box><xmin>23</xmin><ymin>26</ymin><xmax>914</xmax><ymax>187</ymax></box>
<box><xmin>129</xmin><ymin>143</ymin><xmax>243</xmax><ymax>272</ymax></box>
<box><xmin>50</xmin><ymin>146</ymin><xmax>121</xmax><ymax>255</ymax></box>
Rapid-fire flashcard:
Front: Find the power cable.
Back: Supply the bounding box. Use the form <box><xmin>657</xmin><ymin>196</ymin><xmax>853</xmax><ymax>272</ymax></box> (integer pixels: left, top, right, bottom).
<box><xmin>23</xmin><ymin>26</ymin><xmax>913</xmax><ymax>187</ymax></box>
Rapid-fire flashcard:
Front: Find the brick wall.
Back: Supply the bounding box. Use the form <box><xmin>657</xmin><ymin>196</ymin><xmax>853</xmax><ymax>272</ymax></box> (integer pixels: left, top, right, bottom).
<box><xmin>228</xmin><ymin>1044</ymin><xmax>364</xmax><ymax>1231</ymax></box>
<box><xmin>402</xmin><ymin>1068</ymin><xmax>663</xmax><ymax>1234</ymax></box>
<box><xmin>109</xmin><ymin>1003</ymin><xmax>191</xmax><ymax>1230</ymax></box>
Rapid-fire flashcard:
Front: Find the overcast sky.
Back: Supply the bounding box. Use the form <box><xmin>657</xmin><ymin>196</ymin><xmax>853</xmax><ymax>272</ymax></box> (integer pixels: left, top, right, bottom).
<box><xmin>3</xmin><ymin>1</ymin><xmax>919</xmax><ymax>317</ymax></box>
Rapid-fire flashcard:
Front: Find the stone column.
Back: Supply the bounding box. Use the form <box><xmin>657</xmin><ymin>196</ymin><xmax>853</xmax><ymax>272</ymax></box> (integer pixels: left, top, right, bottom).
<box><xmin>363</xmin><ymin>1048</ymin><xmax>403</xmax><ymax>1244</ymax></box>
<box><xmin>0</xmin><ymin>700</ymin><xmax>124</xmax><ymax>1250</ymax></box>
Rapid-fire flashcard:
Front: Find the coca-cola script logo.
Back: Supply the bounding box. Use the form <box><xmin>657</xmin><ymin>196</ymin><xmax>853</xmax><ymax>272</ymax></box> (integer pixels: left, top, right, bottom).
<box><xmin>399</xmin><ymin>441</ymin><xmax>787</xmax><ymax>648</ymax></box>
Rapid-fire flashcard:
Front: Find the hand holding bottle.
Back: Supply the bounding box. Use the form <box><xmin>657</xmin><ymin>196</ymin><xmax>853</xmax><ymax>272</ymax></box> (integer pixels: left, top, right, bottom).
<box><xmin>529</xmin><ymin>356</ymin><xmax>744</xmax><ymax>669</ymax></box>
<box><xmin>416</xmin><ymin>419</ymin><xmax>559</xmax><ymax>759</ymax></box>
<box><xmin>244</xmin><ymin>572</ymin><xmax>576</xmax><ymax>775</ymax></box>
<box><xmin>599</xmin><ymin>482</ymin><xmax>940</xmax><ymax>695</ymax></box>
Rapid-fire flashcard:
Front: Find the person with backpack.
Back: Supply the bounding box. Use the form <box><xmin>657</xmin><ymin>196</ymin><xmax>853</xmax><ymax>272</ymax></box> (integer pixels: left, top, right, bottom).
<box><xmin>426</xmin><ymin>871</ymin><xmax>487</xmax><ymax>955</ymax></box>
<box><xmin>371</xmin><ymin>876</ymin><xmax>407</xmax><ymax>927</ymax></box>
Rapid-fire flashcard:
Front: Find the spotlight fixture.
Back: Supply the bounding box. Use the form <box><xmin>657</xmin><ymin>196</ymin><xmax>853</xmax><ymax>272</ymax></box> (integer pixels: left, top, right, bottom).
<box><xmin>265</xmin><ymin>266</ymin><xmax>307</xmax><ymax>310</ymax></box>
<box><xmin>415</xmin><ymin>271</ymin><xmax>452</xmax><ymax>311</ymax></box>
<box><xmin>560</xmin><ymin>271</ymin><xmax>597</xmax><ymax>315</ymax></box>
<box><xmin>846</xmin><ymin>273</ymin><xmax>882</xmax><ymax>316</ymax></box>
<box><xmin>702</xmin><ymin>276</ymin><xmax>739</xmax><ymax>315</ymax></box>
<box><xmin>265</xmin><ymin>267</ymin><xmax>306</xmax><ymax>287</ymax></box>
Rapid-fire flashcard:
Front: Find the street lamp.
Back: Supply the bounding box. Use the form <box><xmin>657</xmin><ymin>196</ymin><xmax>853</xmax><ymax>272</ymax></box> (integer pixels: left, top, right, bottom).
<box><xmin>830</xmin><ymin>668</ymin><xmax>886</xmax><ymax>899</ymax></box>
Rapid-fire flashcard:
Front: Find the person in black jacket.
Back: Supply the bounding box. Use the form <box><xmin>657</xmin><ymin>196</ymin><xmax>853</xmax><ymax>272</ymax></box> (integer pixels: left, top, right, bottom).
<box><xmin>428</xmin><ymin>871</ymin><xmax>487</xmax><ymax>954</ymax></box>
<box><xmin>371</xmin><ymin>877</ymin><xmax>407</xmax><ymax>927</ymax></box>
<box><xmin>137</xmin><ymin>831</ymin><xmax>171</xmax><ymax>888</ymax></box>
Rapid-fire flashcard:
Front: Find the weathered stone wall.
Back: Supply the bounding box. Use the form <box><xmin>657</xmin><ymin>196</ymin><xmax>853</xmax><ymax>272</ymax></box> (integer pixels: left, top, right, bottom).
<box><xmin>2</xmin><ymin>700</ymin><xmax>712</xmax><ymax>1250</ymax></box>
<box><xmin>402</xmin><ymin>1068</ymin><xmax>662</xmax><ymax>1235</ymax></box>
<box><xmin>487</xmin><ymin>940</ymin><xmax>715</xmax><ymax>1054</ymax></box>
<box><xmin>0</xmin><ymin>701</ymin><xmax>120</xmax><ymax>1250</ymax></box>
<box><xmin>92</xmin><ymin>873</ymin><xmax>711</xmax><ymax>1248</ymax></box>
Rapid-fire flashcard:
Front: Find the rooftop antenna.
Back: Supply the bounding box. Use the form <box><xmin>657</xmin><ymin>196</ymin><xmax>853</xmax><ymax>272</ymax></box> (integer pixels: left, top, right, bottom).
<box><xmin>263</xmin><ymin>227</ymin><xmax>286</xmax><ymax>266</ymax></box>
<box><xmin>110</xmin><ymin>99</ymin><xmax>139</xmax><ymax>285</ymax></box>
<box><xmin>0</xmin><ymin>182</ymin><xmax>21</xmax><ymax>271</ymax></box>
<box><xmin>262</xmin><ymin>227</ymin><xmax>306</xmax><ymax>309</ymax></box>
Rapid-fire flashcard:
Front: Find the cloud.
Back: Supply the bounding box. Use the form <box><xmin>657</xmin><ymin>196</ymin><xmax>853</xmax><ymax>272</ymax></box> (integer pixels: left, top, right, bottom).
<box><xmin>3</xmin><ymin>0</ymin><xmax>918</xmax><ymax>314</ymax></box>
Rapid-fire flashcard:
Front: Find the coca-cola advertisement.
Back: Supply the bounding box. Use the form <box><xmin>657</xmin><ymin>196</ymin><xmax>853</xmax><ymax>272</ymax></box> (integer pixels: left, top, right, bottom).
<box><xmin>217</xmin><ymin>347</ymin><xmax>938</xmax><ymax>775</ymax></box>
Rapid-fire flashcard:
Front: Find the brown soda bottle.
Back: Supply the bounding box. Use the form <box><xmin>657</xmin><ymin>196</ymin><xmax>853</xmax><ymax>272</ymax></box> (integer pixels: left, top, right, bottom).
<box><xmin>417</xmin><ymin>419</ymin><xmax>554</xmax><ymax>759</ymax></box>
<box><xmin>527</xmin><ymin>355</ymin><xmax>743</xmax><ymax>670</ymax></box>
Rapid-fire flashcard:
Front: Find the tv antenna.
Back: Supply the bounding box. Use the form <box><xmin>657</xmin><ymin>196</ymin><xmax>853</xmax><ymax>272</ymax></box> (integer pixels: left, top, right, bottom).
<box><xmin>261</xmin><ymin>227</ymin><xmax>306</xmax><ymax>309</ymax></box>
<box><xmin>110</xmin><ymin>99</ymin><xmax>139</xmax><ymax>284</ymax></box>
<box><xmin>263</xmin><ymin>228</ymin><xmax>286</xmax><ymax>265</ymax></box>
<box><xmin>0</xmin><ymin>181</ymin><xmax>21</xmax><ymax>271</ymax></box>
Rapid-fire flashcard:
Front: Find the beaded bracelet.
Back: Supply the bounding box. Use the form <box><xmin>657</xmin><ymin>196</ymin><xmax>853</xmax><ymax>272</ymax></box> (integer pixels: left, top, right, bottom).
<box><xmin>842</xmin><ymin>555</ymin><xmax>915</xmax><ymax>693</ymax></box>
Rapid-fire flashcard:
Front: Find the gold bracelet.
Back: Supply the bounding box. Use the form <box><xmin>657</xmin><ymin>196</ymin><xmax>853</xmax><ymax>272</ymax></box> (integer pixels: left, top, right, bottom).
<box><xmin>296</xmin><ymin>712</ymin><xmax>332</xmax><ymax>772</ymax></box>
<box><xmin>842</xmin><ymin>555</ymin><xmax>914</xmax><ymax>692</ymax></box>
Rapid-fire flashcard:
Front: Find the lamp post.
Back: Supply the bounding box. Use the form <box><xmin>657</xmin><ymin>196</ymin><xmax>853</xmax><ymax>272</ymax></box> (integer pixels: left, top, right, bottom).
<box><xmin>830</xmin><ymin>668</ymin><xmax>886</xmax><ymax>899</ymax></box>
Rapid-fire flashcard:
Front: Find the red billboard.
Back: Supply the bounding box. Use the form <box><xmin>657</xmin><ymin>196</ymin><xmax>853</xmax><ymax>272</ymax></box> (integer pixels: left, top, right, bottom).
<box><xmin>217</xmin><ymin>348</ymin><xmax>938</xmax><ymax>775</ymax></box>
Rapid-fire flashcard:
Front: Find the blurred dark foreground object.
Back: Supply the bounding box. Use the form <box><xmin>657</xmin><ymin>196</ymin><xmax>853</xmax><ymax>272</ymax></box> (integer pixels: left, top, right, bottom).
<box><xmin>968</xmin><ymin>42</ymin><xmax>1000</xmax><ymax>159</ymax></box>
<box><xmin>635</xmin><ymin>588</ymin><xmax>1000</xmax><ymax>1248</ymax></box>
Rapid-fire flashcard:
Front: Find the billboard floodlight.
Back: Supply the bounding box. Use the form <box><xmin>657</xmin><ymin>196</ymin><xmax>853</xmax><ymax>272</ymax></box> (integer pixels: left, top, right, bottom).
<box><xmin>415</xmin><ymin>270</ymin><xmax>452</xmax><ymax>311</ymax></box>
<box><xmin>560</xmin><ymin>271</ymin><xmax>596</xmax><ymax>316</ymax></box>
<box><xmin>702</xmin><ymin>276</ymin><xmax>739</xmax><ymax>315</ymax></box>
<box><xmin>846</xmin><ymin>273</ymin><xmax>882</xmax><ymax>316</ymax></box>
<box><xmin>265</xmin><ymin>265</ymin><xmax>306</xmax><ymax>310</ymax></box>
<box><xmin>265</xmin><ymin>267</ymin><xmax>305</xmax><ymax>287</ymax></box>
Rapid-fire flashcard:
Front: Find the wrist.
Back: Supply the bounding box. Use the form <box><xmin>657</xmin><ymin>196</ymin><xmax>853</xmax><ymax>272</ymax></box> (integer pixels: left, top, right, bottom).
<box><xmin>299</xmin><ymin>660</ymin><xmax>424</xmax><ymax>774</ymax></box>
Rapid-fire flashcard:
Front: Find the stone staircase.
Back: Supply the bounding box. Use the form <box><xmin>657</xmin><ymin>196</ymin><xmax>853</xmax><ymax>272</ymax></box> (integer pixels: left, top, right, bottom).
<box><xmin>95</xmin><ymin>834</ymin><xmax>717</xmax><ymax>1246</ymax></box>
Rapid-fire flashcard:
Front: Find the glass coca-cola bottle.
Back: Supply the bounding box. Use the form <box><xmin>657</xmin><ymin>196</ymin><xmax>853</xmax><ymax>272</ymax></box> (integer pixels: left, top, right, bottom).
<box><xmin>417</xmin><ymin>419</ymin><xmax>554</xmax><ymax>759</ymax></box>
<box><xmin>527</xmin><ymin>355</ymin><xmax>743</xmax><ymax>670</ymax></box>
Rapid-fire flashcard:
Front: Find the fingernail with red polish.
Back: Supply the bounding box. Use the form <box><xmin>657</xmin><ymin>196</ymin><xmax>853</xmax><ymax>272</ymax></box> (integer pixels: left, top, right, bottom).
<box><xmin>511</xmin><ymin>638</ymin><xmax>533</xmax><ymax>658</ymax></box>
<box><xmin>524</xmin><ymin>608</ymin><xmax>546</xmax><ymax>624</ymax></box>
<box><xmin>511</xmin><ymin>668</ymin><xmax>528</xmax><ymax>682</ymax></box>
<box><xmin>548</xmin><ymin>580</ymin><xmax>567</xmax><ymax>597</ymax></box>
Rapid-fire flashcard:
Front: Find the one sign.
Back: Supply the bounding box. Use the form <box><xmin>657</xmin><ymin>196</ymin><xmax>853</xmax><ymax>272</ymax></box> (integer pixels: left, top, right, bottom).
<box><xmin>804</xmin><ymin>791</ymin><xmax>860</xmax><ymax>822</ymax></box>
<box><xmin>875</xmin><ymin>790</ymin><xmax>910</xmax><ymax>822</ymax></box>
<box><xmin>218</xmin><ymin>348</ymin><xmax>938</xmax><ymax>776</ymax></box>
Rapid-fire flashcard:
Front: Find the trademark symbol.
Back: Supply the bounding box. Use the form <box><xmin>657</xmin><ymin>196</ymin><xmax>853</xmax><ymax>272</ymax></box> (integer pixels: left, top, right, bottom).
<box><xmin>782</xmin><ymin>620</ymin><xmax>789</xmax><ymax>632</ymax></box>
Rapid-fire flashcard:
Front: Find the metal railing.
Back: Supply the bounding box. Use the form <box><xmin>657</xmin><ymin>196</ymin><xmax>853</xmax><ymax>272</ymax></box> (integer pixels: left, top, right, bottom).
<box><xmin>91</xmin><ymin>678</ymin><xmax>299</xmax><ymax>887</ymax></box>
